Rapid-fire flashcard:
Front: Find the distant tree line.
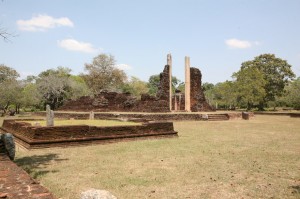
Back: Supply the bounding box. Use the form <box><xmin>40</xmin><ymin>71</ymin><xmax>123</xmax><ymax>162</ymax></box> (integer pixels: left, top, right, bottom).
<box><xmin>0</xmin><ymin>53</ymin><xmax>299</xmax><ymax>115</ymax></box>
<box><xmin>203</xmin><ymin>54</ymin><xmax>298</xmax><ymax>111</ymax></box>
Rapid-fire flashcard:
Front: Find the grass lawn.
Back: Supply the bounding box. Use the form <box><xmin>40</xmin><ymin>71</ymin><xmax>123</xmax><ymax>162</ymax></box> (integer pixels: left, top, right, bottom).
<box><xmin>25</xmin><ymin>119</ymin><xmax>139</xmax><ymax>127</ymax></box>
<box><xmin>14</xmin><ymin>115</ymin><xmax>300</xmax><ymax>199</ymax></box>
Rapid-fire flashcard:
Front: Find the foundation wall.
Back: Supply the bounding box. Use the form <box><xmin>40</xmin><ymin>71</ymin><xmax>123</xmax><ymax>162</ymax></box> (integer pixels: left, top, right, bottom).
<box><xmin>2</xmin><ymin>119</ymin><xmax>177</xmax><ymax>149</ymax></box>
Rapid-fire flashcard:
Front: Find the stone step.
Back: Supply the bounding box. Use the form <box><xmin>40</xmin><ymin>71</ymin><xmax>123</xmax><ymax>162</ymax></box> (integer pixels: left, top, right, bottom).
<box><xmin>207</xmin><ymin>114</ymin><xmax>229</xmax><ymax>121</ymax></box>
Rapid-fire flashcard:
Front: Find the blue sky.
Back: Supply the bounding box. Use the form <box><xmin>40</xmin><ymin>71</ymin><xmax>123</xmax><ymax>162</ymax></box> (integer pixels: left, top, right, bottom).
<box><xmin>1</xmin><ymin>0</ymin><xmax>300</xmax><ymax>84</ymax></box>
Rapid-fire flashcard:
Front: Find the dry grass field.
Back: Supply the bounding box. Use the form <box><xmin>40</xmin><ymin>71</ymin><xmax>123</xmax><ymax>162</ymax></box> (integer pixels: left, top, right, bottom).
<box><xmin>14</xmin><ymin>115</ymin><xmax>300</xmax><ymax>199</ymax></box>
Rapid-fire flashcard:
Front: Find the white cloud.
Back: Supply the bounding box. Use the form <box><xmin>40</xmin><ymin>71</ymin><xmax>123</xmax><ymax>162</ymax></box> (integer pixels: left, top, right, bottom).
<box><xmin>225</xmin><ymin>38</ymin><xmax>260</xmax><ymax>49</ymax></box>
<box><xmin>17</xmin><ymin>14</ymin><xmax>74</xmax><ymax>32</ymax></box>
<box><xmin>116</xmin><ymin>64</ymin><xmax>132</xmax><ymax>70</ymax></box>
<box><xmin>58</xmin><ymin>39</ymin><xmax>97</xmax><ymax>53</ymax></box>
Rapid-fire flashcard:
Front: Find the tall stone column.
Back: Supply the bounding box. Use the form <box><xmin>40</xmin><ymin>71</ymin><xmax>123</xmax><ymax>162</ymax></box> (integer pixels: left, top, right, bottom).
<box><xmin>185</xmin><ymin>56</ymin><xmax>191</xmax><ymax>112</ymax></box>
<box><xmin>46</xmin><ymin>104</ymin><xmax>54</xmax><ymax>126</ymax></box>
<box><xmin>167</xmin><ymin>54</ymin><xmax>172</xmax><ymax>111</ymax></box>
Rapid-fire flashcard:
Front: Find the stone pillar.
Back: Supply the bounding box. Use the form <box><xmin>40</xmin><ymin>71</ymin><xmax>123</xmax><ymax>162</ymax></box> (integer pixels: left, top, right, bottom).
<box><xmin>167</xmin><ymin>54</ymin><xmax>172</xmax><ymax>111</ymax></box>
<box><xmin>178</xmin><ymin>94</ymin><xmax>181</xmax><ymax>110</ymax></box>
<box><xmin>46</xmin><ymin>104</ymin><xmax>54</xmax><ymax>127</ymax></box>
<box><xmin>185</xmin><ymin>56</ymin><xmax>191</xmax><ymax>112</ymax></box>
<box><xmin>174</xmin><ymin>94</ymin><xmax>178</xmax><ymax>111</ymax></box>
<box><xmin>89</xmin><ymin>111</ymin><xmax>94</xmax><ymax>120</ymax></box>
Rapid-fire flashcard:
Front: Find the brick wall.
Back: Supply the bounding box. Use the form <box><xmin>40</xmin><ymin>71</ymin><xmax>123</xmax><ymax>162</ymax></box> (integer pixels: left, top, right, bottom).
<box><xmin>2</xmin><ymin>120</ymin><xmax>178</xmax><ymax>149</ymax></box>
<box><xmin>190</xmin><ymin>67</ymin><xmax>214</xmax><ymax>112</ymax></box>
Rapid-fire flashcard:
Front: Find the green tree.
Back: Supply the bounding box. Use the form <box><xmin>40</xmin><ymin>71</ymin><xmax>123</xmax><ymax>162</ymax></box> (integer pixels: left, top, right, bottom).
<box><xmin>0</xmin><ymin>64</ymin><xmax>19</xmax><ymax>83</ymax></box>
<box><xmin>83</xmin><ymin>54</ymin><xmax>127</xmax><ymax>94</ymax></box>
<box><xmin>213</xmin><ymin>81</ymin><xmax>237</xmax><ymax>109</ymax></box>
<box><xmin>233</xmin><ymin>67</ymin><xmax>266</xmax><ymax>110</ymax></box>
<box><xmin>36</xmin><ymin>67</ymin><xmax>89</xmax><ymax>110</ymax></box>
<box><xmin>0</xmin><ymin>79</ymin><xmax>21</xmax><ymax>114</ymax></box>
<box><xmin>21</xmin><ymin>83</ymin><xmax>41</xmax><ymax>111</ymax></box>
<box><xmin>147</xmin><ymin>74</ymin><xmax>182</xmax><ymax>96</ymax></box>
<box><xmin>202</xmin><ymin>82</ymin><xmax>215</xmax><ymax>107</ymax></box>
<box><xmin>240</xmin><ymin>54</ymin><xmax>295</xmax><ymax>109</ymax></box>
<box><xmin>281</xmin><ymin>77</ymin><xmax>300</xmax><ymax>109</ymax></box>
<box><xmin>68</xmin><ymin>75</ymin><xmax>92</xmax><ymax>100</ymax></box>
<box><xmin>122</xmin><ymin>77</ymin><xmax>149</xmax><ymax>98</ymax></box>
<box><xmin>0</xmin><ymin>65</ymin><xmax>21</xmax><ymax>114</ymax></box>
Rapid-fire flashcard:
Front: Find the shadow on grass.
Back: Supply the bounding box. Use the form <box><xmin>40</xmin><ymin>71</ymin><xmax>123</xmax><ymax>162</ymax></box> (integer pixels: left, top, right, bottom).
<box><xmin>14</xmin><ymin>153</ymin><xmax>68</xmax><ymax>179</ymax></box>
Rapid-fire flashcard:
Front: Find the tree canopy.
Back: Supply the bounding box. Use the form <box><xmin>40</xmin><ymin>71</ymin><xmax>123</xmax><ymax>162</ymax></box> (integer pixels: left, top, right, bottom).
<box><xmin>0</xmin><ymin>65</ymin><xmax>21</xmax><ymax>113</ymax></box>
<box><xmin>0</xmin><ymin>64</ymin><xmax>19</xmax><ymax>83</ymax></box>
<box><xmin>147</xmin><ymin>74</ymin><xmax>182</xmax><ymax>96</ymax></box>
<box><xmin>232</xmin><ymin>67</ymin><xmax>266</xmax><ymax>110</ymax></box>
<box><xmin>36</xmin><ymin>67</ymin><xmax>91</xmax><ymax>110</ymax></box>
<box><xmin>83</xmin><ymin>54</ymin><xmax>127</xmax><ymax>94</ymax></box>
<box><xmin>240</xmin><ymin>54</ymin><xmax>295</xmax><ymax>105</ymax></box>
<box><xmin>122</xmin><ymin>77</ymin><xmax>149</xmax><ymax>98</ymax></box>
<box><xmin>280</xmin><ymin>77</ymin><xmax>300</xmax><ymax>109</ymax></box>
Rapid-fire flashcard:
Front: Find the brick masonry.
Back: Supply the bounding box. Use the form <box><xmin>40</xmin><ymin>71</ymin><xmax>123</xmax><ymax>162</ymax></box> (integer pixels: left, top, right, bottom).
<box><xmin>58</xmin><ymin>65</ymin><xmax>214</xmax><ymax>112</ymax></box>
<box><xmin>2</xmin><ymin>120</ymin><xmax>178</xmax><ymax>149</ymax></box>
<box><xmin>0</xmin><ymin>133</ymin><xmax>56</xmax><ymax>199</ymax></box>
<box><xmin>58</xmin><ymin>66</ymin><xmax>171</xmax><ymax>113</ymax></box>
<box><xmin>34</xmin><ymin>111</ymin><xmax>252</xmax><ymax>121</ymax></box>
<box><xmin>190</xmin><ymin>67</ymin><xmax>214</xmax><ymax>112</ymax></box>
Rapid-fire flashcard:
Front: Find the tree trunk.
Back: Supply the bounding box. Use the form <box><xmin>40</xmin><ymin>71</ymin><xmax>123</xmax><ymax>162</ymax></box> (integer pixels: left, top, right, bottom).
<box><xmin>247</xmin><ymin>102</ymin><xmax>252</xmax><ymax>111</ymax></box>
<box><xmin>258</xmin><ymin>101</ymin><xmax>265</xmax><ymax>111</ymax></box>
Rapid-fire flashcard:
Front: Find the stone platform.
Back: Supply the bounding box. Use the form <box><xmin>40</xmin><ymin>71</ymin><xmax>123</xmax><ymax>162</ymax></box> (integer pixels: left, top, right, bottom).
<box><xmin>1</xmin><ymin>119</ymin><xmax>178</xmax><ymax>149</ymax></box>
<box><xmin>33</xmin><ymin>111</ymin><xmax>251</xmax><ymax>121</ymax></box>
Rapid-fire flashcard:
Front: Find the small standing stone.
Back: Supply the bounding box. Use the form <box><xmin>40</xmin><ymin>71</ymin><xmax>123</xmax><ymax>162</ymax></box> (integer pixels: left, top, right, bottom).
<box><xmin>1</xmin><ymin>133</ymin><xmax>15</xmax><ymax>160</ymax></box>
<box><xmin>242</xmin><ymin>112</ymin><xmax>249</xmax><ymax>120</ymax></box>
<box><xmin>89</xmin><ymin>111</ymin><xmax>95</xmax><ymax>120</ymax></box>
<box><xmin>46</xmin><ymin>105</ymin><xmax>54</xmax><ymax>126</ymax></box>
<box><xmin>202</xmin><ymin>114</ymin><xmax>209</xmax><ymax>120</ymax></box>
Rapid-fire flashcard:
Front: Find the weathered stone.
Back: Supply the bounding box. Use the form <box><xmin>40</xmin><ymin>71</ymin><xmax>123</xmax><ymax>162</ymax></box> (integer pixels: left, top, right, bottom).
<box><xmin>156</xmin><ymin>65</ymin><xmax>170</xmax><ymax>102</ymax></box>
<box><xmin>8</xmin><ymin>109</ymin><xmax>16</xmax><ymax>116</ymax></box>
<box><xmin>167</xmin><ymin>54</ymin><xmax>172</xmax><ymax>111</ymax></box>
<box><xmin>46</xmin><ymin>105</ymin><xmax>54</xmax><ymax>126</ymax></box>
<box><xmin>1</xmin><ymin>133</ymin><xmax>15</xmax><ymax>160</ymax></box>
<box><xmin>123</xmin><ymin>98</ymin><xmax>136</xmax><ymax>108</ymax></box>
<box><xmin>202</xmin><ymin>114</ymin><xmax>209</xmax><ymax>120</ymax></box>
<box><xmin>92</xmin><ymin>97</ymin><xmax>109</xmax><ymax>107</ymax></box>
<box><xmin>190</xmin><ymin>67</ymin><xmax>213</xmax><ymax>112</ymax></box>
<box><xmin>80</xmin><ymin>189</ymin><xmax>117</xmax><ymax>199</ymax></box>
<box><xmin>141</xmin><ymin>94</ymin><xmax>156</xmax><ymax>101</ymax></box>
<box><xmin>89</xmin><ymin>111</ymin><xmax>95</xmax><ymax>120</ymax></box>
<box><xmin>242</xmin><ymin>112</ymin><xmax>249</xmax><ymax>120</ymax></box>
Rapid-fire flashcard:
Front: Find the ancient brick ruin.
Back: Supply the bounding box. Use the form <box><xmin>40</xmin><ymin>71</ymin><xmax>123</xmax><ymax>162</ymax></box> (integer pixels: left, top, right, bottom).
<box><xmin>2</xmin><ymin>119</ymin><xmax>177</xmax><ymax>149</ymax></box>
<box><xmin>59</xmin><ymin>55</ymin><xmax>213</xmax><ymax>112</ymax></box>
<box><xmin>190</xmin><ymin>67</ymin><xmax>212</xmax><ymax>111</ymax></box>
<box><xmin>0</xmin><ymin>132</ymin><xmax>56</xmax><ymax>198</ymax></box>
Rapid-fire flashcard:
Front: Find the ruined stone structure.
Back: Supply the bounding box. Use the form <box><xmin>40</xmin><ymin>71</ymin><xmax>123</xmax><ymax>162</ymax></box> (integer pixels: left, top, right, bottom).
<box><xmin>156</xmin><ymin>65</ymin><xmax>170</xmax><ymax>101</ymax></box>
<box><xmin>59</xmin><ymin>54</ymin><xmax>213</xmax><ymax>112</ymax></box>
<box><xmin>2</xmin><ymin>119</ymin><xmax>177</xmax><ymax>149</ymax></box>
<box><xmin>190</xmin><ymin>67</ymin><xmax>212</xmax><ymax>112</ymax></box>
